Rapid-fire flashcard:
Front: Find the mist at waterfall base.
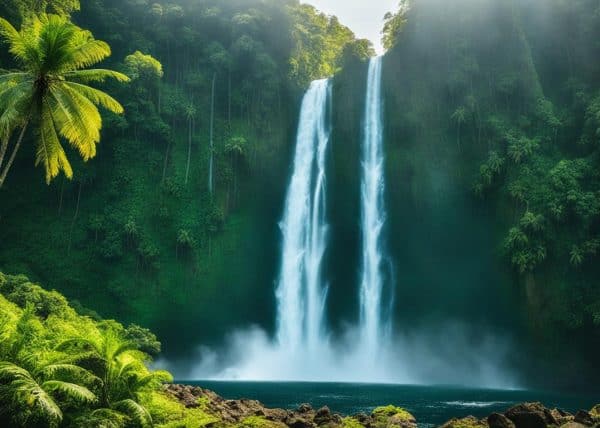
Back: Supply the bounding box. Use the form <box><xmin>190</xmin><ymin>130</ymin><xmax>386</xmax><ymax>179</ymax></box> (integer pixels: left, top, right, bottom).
<box><xmin>158</xmin><ymin>58</ymin><xmax>518</xmax><ymax>389</ymax></box>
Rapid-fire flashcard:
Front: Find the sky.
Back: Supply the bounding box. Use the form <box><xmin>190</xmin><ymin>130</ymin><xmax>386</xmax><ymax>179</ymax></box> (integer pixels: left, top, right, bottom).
<box><xmin>302</xmin><ymin>0</ymin><xmax>399</xmax><ymax>54</ymax></box>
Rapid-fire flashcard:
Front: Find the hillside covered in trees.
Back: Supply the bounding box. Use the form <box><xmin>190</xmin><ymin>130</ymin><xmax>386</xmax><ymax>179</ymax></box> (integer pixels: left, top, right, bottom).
<box><xmin>0</xmin><ymin>0</ymin><xmax>599</xmax><ymax>392</ymax></box>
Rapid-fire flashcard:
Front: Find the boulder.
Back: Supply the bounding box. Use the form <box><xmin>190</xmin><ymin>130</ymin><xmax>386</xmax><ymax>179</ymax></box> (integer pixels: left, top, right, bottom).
<box><xmin>559</xmin><ymin>423</ymin><xmax>589</xmax><ymax>428</ymax></box>
<box><xmin>488</xmin><ymin>412</ymin><xmax>516</xmax><ymax>428</ymax></box>
<box><xmin>371</xmin><ymin>405</ymin><xmax>416</xmax><ymax>428</ymax></box>
<box><xmin>298</xmin><ymin>404</ymin><xmax>314</xmax><ymax>414</ymax></box>
<box><xmin>440</xmin><ymin>416</ymin><xmax>487</xmax><ymax>428</ymax></box>
<box><xmin>573</xmin><ymin>411</ymin><xmax>594</xmax><ymax>427</ymax></box>
<box><xmin>288</xmin><ymin>418</ymin><xmax>316</xmax><ymax>428</ymax></box>
<box><xmin>505</xmin><ymin>402</ymin><xmax>557</xmax><ymax>428</ymax></box>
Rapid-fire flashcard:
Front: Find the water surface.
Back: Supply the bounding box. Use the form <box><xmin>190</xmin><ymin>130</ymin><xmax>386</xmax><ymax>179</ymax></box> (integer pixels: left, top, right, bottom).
<box><xmin>184</xmin><ymin>381</ymin><xmax>597</xmax><ymax>426</ymax></box>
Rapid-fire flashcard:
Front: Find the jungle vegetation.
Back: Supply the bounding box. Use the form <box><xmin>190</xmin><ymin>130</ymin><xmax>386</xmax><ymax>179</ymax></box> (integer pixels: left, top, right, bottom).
<box><xmin>0</xmin><ymin>0</ymin><xmax>598</xmax><ymax>391</ymax></box>
<box><xmin>0</xmin><ymin>271</ymin><xmax>217</xmax><ymax>427</ymax></box>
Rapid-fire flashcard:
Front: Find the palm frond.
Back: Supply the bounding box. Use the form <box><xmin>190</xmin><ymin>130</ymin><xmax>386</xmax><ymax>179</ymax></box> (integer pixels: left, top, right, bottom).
<box><xmin>113</xmin><ymin>399</ymin><xmax>152</xmax><ymax>428</ymax></box>
<box><xmin>65</xmin><ymin>69</ymin><xmax>130</xmax><ymax>83</ymax></box>
<box><xmin>37</xmin><ymin>14</ymin><xmax>77</xmax><ymax>74</ymax></box>
<box><xmin>42</xmin><ymin>380</ymin><xmax>97</xmax><ymax>404</ymax></box>
<box><xmin>66</xmin><ymin>38</ymin><xmax>112</xmax><ymax>70</ymax></box>
<box><xmin>0</xmin><ymin>362</ymin><xmax>63</xmax><ymax>425</ymax></box>
<box><xmin>36</xmin><ymin>99</ymin><xmax>73</xmax><ymax>183</ymax></box>
<box><xmin>74</xmin><ymin>408</ymin><xmax>127</xmax><ymax>428</ymax></box>
<box><xmin>39</xmin><ymin>363</ymin><xmax>101</xmax><ymax>385</ymax></box>
<box><xmin>57</xmin><ymin>337</ymin><xmax>98</xmax><ymax>352</ymax></box>
<box><xmin>47</xmin><ymin>83</ymin><xmax>101</xmax><ymax>160</ymax></box>
<box><xmin>0</xmin><ymin>361</ymin><xmax>31</xmax><ymax>380</ymax></box>
<box><xmin>63</xmin><ymin>81</ymin><xmax>125</xmax><ymax>114</ymax></box>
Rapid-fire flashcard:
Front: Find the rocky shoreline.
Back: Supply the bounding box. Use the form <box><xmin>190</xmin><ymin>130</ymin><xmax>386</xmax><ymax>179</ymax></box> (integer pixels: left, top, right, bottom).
<box><xmin>164</xmin><ymin>384</ymin><xmax>600</xmax><ymax>428</ymax></box>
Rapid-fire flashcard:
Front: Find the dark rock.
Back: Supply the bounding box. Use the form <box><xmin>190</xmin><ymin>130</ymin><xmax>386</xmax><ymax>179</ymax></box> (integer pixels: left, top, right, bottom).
<box><xmin>488</xmin><ymin>412</ymin><xmax>516</xmax><ymax>428</ymax></box>
<box><xmin>314</xmin><ymin>406</ymin><xmax>334</xmax><ymax>425</ymax></box>
<box><xmin>288</xmin><ymin>418</ymin><xmax>316</xmax><ymax>428</ymax></box>
<box><xmin>574</xmin><ymin>410</ymin><xmax>594</xmax><ymax>426</ymax></box>
<box><xmin>505</xmin><ymin>402</ymin><xmax>555</xmax><ymax>428</ymax></box>
<box><xmin>354</xmin><ymin>413</ymin><xmax>370</xmax><ymax>424</ymax></box>
<box><xmin>298</xmin><ymin>404</ymin><xmax>314</xmax><ymax>414</ymax></box>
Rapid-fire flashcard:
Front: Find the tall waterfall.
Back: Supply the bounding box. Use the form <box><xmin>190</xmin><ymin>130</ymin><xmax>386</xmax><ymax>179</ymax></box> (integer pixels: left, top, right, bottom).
<box><xmin>275</xmin><ymin>79</ymin><xmax>331</xmax><ymax>355</ymax></box>
<box><xmin>359</xmin><ymin>56</ymin><xmax>391</xmax><ymax>355</ymax></box>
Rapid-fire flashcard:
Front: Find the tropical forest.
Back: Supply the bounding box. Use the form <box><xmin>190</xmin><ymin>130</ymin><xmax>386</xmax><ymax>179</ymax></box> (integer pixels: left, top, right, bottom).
<box><xmin>0</xmin><ymin>0</ymin><xmax>599</xmax><ymax>426</ymax></box>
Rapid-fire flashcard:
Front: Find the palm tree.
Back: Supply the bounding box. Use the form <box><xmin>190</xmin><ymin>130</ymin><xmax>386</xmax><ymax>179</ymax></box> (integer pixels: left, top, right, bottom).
<box><xmin>0</xmin><ymin>13</ymin><xmax>129</xmax><ymax>188</ymax></box>
<box><xmin>58</xmin><ymin>327</ymin><xmax>171</xmax><ymax>427</ymax></box>
<box><xmin>224</xmin><ymin>135</ymin><xmax>247</xmax><ymax>208</ymax></box>
<box><xmin>451</xmin><ymin>106</ymin><xmax>466</xmax><ymax>150</ymax></box>
<box><xmin>0</xmin><ymin>361</ymin><xmax>97</xmax><ymax>427</ymax></box>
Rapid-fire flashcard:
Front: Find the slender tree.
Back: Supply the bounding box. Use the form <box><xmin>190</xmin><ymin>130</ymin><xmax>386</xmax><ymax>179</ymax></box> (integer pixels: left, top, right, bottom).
<box><xmin>0</xmin><ymin>14</ymin><xmax>129</xmax><ymax>188</ymax></box>
<box><xmin>184</xmin><ymin>103</ymin><xmax>196</xmax><ymax>185</ymax></box>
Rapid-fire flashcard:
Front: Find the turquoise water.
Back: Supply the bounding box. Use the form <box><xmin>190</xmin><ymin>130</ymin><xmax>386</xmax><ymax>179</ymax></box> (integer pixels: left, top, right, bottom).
<box><xmin>185</xmin><ymin>381</ymin><xmax>597</xmax><ymax>426</ymax></box>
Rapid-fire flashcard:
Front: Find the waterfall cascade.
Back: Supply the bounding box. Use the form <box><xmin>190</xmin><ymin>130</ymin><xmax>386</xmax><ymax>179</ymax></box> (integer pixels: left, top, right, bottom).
<box><xmin>275</xmin><ymin>78</ymin><xmax>331</xmax><ymax>356</ymax></box>
<box><xmin>358</xmin><ymin>56</ymin><xmax>392</xmax><ymax>357</ymax></box>
<box><xmin>190</xmin><ymin>57</ymin><xmax>510</xmax><ymax>386</ymax></box>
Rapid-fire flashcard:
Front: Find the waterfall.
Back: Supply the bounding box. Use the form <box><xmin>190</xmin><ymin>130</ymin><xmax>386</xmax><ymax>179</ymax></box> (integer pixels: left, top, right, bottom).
<box><xmin>359</xmin><ymin>56</ymin><xmax>391</xmax><ymax>356</ymax></box>
<box><xmin>275</xmin><ymin>78</ymin><xmax>331</xmax><ymax>355</ymax></box>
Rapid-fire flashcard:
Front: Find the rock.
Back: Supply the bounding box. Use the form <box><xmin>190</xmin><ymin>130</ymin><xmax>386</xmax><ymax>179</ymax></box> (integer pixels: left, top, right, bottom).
<box><xmin>440</xmin><ymin>416</ymin><xmax>487</xmax><ymax>428</ymax></box>
<box><xmin>354</xmin><ymin>413</ymin><xmax>370</xmax><ymax>424</ymax></box>
<box><xmin>505</xmin><ymin>402</ymin><xmax>556</xmax><ymax>428</ymax></box>
<box><xmin>559</xmin><ymin>423</ymin><xmax>589</xmax><ymax>428</ymax></box>
<box><xmin>488</xmin><ymin>412</ymin><xmax>516</xmax><ymax>428</ymax></box>
<box><xmin>288</xmin><ymin>418</ymin><xmax>316</xmax><ymax>428</ymax></box>
<box><xmin>314</xmin><ymin>406</ymin><xmax>334</xmax><ymax>426</ymax></box>
<box><xmin>298</xmin><ymin>404</ymin><xmax>314</xmax><ymax>414</ymax></box>
<box><xmin>590</xmin><ymin>405</ymin><xmax>600</xmax><ymax>418</ymax></box>
<box><xmin>574</xmin><ymin>411</ymin><xmax>594</xmax><ymax>427</ymax></box>
<box><xmin>371</xmin><ymin>405</ymin><xmax>416</xmax><ymax>428</ymax></box>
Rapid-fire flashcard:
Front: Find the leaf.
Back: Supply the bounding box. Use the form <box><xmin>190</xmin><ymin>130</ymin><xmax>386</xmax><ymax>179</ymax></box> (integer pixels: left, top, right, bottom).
<box><xmin>42</xmin><ymin>380</ymin><xmax>97</xmax><ymax>404</ymax></box>
<box><xmin>113</xmin><ymin>399</ymin><xmax>153</xmax><ymax>428</ymax></box>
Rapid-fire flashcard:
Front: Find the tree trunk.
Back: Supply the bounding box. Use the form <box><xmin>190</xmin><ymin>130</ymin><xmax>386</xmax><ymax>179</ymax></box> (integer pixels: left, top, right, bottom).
<box><xmin>228</xmin><ymin>70</ymin><xmax>232</xmax><ymax>125</ymax></box>
<box><xmin>208</xmin><ymin>72</ymin><xmax>216</xmax><ymax>196</ymax></box>
<box><xmin>185</xmin><ymin>116</ymin><xmax>192</xmax><ymax>184</ymax></box>
<box><xmin>0</xmin><ymin>131</ymin><xmax>11</xmax><ymax>174</ymax></box>
<box><xmin>0</xmin><ymin>121</ymin><xmax>29</xmax><ymax>189</ymax></box>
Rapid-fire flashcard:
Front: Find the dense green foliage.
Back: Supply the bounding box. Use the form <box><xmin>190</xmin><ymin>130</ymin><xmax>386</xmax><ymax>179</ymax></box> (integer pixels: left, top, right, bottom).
<box><xmin>0</xmin><ymin>0</ymin><xmax>598</xmax><ymax>389</ymax></box>
<box><xmin>0</xmin><ymin>271</ymin><xmax>218</xmax><ymax>427</ymax></box>
<box><xmin>376</xmin><ymin>0</ymin><xmax>600</xmax><ymax>381</ymax></box>
<box><xmin>0</xmin><ymin>0</ymin><xmax>367</xmax><ymax>355</ymax></box>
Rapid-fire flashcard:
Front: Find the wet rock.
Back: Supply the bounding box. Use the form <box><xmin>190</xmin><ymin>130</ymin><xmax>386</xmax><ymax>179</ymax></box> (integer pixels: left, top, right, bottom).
<box><xmin>488</xmin><ymin>412</ymin><xmax>516</xmax><ymax>428</ymax></box>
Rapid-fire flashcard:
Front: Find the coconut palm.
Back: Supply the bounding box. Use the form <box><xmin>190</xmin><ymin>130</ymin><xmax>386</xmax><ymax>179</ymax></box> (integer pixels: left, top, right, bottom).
<box><xmin>0</xmin><ymin>13</ymin><xmax>129</xmax><ymax>188</ymax></box>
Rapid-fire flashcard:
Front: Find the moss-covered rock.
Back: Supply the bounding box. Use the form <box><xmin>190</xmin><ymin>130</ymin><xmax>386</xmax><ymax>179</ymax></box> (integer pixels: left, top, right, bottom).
<box><xmin>342</xmin><ymin>417</ymin><xmax>365</xmax><ymax>428</ymax></box>
<box><xmin>439</xmin><ymin>416</ymin><xmax>487</xmax><ymax>428</ymax></box>
<box><xmin>237</xmin><ymin>416</ymin><xmax>288</xmax><ymax>428</ymax></box>
<box><xmin>371</xmin><ymin>405</ymin><xmax>416</xmax><ymax>428</ymax></box>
